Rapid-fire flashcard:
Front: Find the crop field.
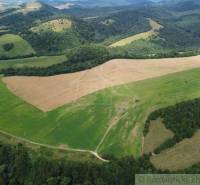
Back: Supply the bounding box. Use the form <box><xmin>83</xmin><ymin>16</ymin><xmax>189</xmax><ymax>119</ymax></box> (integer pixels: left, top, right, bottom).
<box><xmin>2</xmin><ymin>67</ymin><xmax>200</xmax><ymax>160</ymax></box>
<box><xmin>143</xmin><ymin>119</ymin><xmax>174</xmax><ymax>154</ymax></box>
<box><xmin>0</xmin><ymin>34</ymin><xmax>35</xmax><ymax>58</ymax></box>
<box><xmin>0</xmin><ymin>55</ymin><xmax>66</xmax><ymax>70</ymax></box>
<box><xmin>109</xmin><ymin>18</ymin><xmax>163</xmax><ymax>47</ymax></box>
<box><xmin>3</xmin><ymin>55</ymin><xmax>200</xmax><ymax>112</ymax></box>
<box><xmin>31</xmin><ymin>19</ymin><xmax>72</xmax><ymax>33</ymax></box>
<box><xmin>151</xmin><ymin>130</ymin><xmax>200</xmax><ymax>170</ymax></box>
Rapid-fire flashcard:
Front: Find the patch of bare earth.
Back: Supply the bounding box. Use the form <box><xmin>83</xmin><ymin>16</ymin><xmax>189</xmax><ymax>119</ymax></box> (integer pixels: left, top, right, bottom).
<box><xmin>151</xmin><ymin>130</ymin><xmax>200</xmax><ymax>171</ymax></box>
<box><xmin>3</xmin><ymin>55</ymin><xmax>200</xmax><ymax>112</ymax></box>
<box><xmin>143</xmin><ymin>119</ymin><xmax>174</xmax><ymax>154</ymax></box>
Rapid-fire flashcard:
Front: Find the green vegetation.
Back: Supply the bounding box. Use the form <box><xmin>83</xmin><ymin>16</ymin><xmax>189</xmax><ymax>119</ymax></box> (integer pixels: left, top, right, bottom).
<box><xmin>0</xmin><ymin>34</ymin><xmax>35</xmax><ymax>59</ymax></box>
<box><xmin>0</xmin><ymin>55</ymin><xmax>66</xmax><ymax>70</ymax></box>
<box><xmin>30</xmin><ymin>18</ymin><xmax>72</xmax><ymax>33</ymax></box>
<box><xmin>109</xmin><ymin>18</ymin><xmax>163</xmax><ymax>47</ymax></box>
<box><xmin>145</xmin><ymin>98</ymin><xmax>200</xmax><ymax>150</ymax></box>
<box><xmin>0</xmin><ymin>143</ymin><xmax>156</xmax><ymax>185</ymax></box>
<box><xmin>143</xmin><ymin>93</ymin><xmax>200</xmax><ymax>170</ymax></box>
<box><xmin>2</xmin><ymin>68</ymin><xmax>200</xmax><ymax>158</ymax></box>
<box><xmin>1</xmin><ymin>45</ymin><xmax>109</xmax><ymax>76</ymax></box>
<box><xmin>1</xmin><ymin>1</ymin><xmax>200</xmax><ymax>57</ymax></box>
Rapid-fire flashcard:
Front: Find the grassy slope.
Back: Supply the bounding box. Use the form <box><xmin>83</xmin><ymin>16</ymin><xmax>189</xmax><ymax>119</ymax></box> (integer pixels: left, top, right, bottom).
<box><xmin>0</xmin><ymin>34</ymin><xmax>35</xmax><ymax>58</ymax></box>
<box><xmin>1</xmin><ymin>68</ymin><xmax>200</xmax><ymax>158</ymax></box>
<box><xmin>30</xmin><ymin>19</ymin><xmax>72</xmax><ymax>33</ymax></box>
<box><xmin>0</xmin><ymin>55</ymin><xmax>66</xmax><ymax>69</ymax></box>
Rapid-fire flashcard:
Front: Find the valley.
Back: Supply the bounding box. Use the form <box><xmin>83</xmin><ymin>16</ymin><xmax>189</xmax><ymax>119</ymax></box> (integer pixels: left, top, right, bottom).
<box><xmin>1</xmin><ymin>0</ymin><xmax>200</xmax><ymax>184</ymax></box>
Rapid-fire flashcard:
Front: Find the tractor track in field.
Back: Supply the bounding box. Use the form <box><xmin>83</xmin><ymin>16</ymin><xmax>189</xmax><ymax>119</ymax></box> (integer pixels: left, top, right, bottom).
<box><xmin>0</xmin><ymin>129</ymin><xmax>109</xmax><ymax>162</ymax></box>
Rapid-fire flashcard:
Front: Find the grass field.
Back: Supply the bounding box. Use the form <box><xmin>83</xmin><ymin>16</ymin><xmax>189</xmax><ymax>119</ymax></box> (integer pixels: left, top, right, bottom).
<box><xmin>0</xmin><ymin>55</ymin><xmax>66</xmax><ymax>70</ymax></box>
<box><xmin>109</xmin><ymin>18</ymin><xmax>163</xmax><ymax>47</ymax></box>
<box><xmin>143</xmin><ymin>119</ymin><xmax>174</xmax><ymax>154</ymax></box>
<box><xmin>0</xmin><ymin>34</ymin><xmax>35</xmax><ymax>58</ymax></box>
<box><xmin>2</xmin><ymin>67</ymin><xmax>200</xmax><ymax>160</ymax></box>
<box><xmin>31</xmin><ymin>19</ymin><xmax>72</xmax><ymax>33</ymax></box>
<box><xmin>151</xmin><ymin>130</ymin><xmax>200</xmax><ymax>170</ymax></box>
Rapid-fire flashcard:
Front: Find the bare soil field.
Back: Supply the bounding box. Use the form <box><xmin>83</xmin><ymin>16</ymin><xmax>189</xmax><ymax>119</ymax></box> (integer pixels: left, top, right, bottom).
<box><xmin>3</xmin><ymin>55</ymin><xmax>200</xmax><ymax>112</ymax></box>
<box><xmin>151</xmin><ymin>130</ymin><xmax>200</xmax><ymax>171</ymax></box>
<box><xmin>143</xmin><ymin>119</ymin><xmax>174</xmax><ymax>154</ymax></box>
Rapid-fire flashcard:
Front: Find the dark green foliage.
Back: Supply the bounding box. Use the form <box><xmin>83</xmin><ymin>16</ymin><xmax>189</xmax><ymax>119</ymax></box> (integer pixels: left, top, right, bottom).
<box><xmin>3</xmin><ymin>43</ymin><xmax>14</xmax><ymax>51</ymax></box>
<box><xmin>145</xmin><ymin>98</ymin><xmax>200</xmax><ymax>153</ymax></box>
<box><xmin>1</xmin><ymin>141</ymin><xmax>200</xmax><ymax>185</ymax></box>
<box><xmin>1</xmin><ymin>45</ymin><xmax>110</xmax><ymax>76</ymax></box>
<box><xmin>67</xmin><ymin>45</ymin><xmax>108</xmax><ymax>63</ymax></box>
<box><xmin>24</xmin><ymin>30</ymin><xmax>82</xmax><ymax>55</ymax></box>
<box><xmin>0</xmin><ymin>142</ymin><xmax>164</xmax><ymax>185</ymax></box>
<box><xmin>89</xmin><ymin>10</ymin><xmax>150</xmax><ymax>42</ymax></box>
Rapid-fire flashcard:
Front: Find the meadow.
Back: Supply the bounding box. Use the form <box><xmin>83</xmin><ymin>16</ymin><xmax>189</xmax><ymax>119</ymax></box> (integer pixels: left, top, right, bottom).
<box><xmin>30</xmin><ymin>19</ymin><xmax>72</xmax><ymax>33</ymax></box>
<box><xmin>0</xmin><ymin>34</ymin><xmax>35</xmax><ymax>58</ymax></box>
<box><xmin>0</xmin><ymin>55</ymin><xmax>66</xmax><ymax>70</ymax></box>
<box><xmin>1</xmin><ymin>67</ymin><xmax>200</xmax><ymax>161</ymax></box>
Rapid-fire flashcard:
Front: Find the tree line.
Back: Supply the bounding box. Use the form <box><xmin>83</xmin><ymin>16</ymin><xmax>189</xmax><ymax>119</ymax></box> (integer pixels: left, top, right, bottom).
<box><xmin>1</xmin><ymin>140</ymin><xmax>200</xmax><ymax>185</ymax></box>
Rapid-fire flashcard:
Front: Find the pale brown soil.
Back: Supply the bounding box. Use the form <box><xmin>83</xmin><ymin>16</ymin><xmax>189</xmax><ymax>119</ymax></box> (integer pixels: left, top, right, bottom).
<box><xmin>151</xmin><ymin>130</ymin><xmax>200</xmax><ymax>170</ymax></box>
<box><xmin>143</xmin><ymin>119</ymin><xmax>174</xmax><ymax>154</ymax></box>
<box><xmin>3</xmin><ymin>55</ymin><xmax>200</xmax><ymax>112</ymax></box>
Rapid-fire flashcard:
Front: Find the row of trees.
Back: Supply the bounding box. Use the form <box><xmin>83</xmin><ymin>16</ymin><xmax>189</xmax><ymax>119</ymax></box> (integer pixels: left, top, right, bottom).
<box><xmin>1</xmin><ymin>140</ymin><xmax>200</xmax><ymax>185</ymax></box>
<box><xmin>1</xmin><ymin>45</ymin><xmax>110</xmax><ymax>76</ymax></box>
<box><xmin>0</xmin><ymin>143</ymin><xmax>156</xmax><ymax>185</ymax></box>
<box><xmin>2</xmin><ymin>43</ymin><xmax>200</xmax><ymax>76</ymax></box>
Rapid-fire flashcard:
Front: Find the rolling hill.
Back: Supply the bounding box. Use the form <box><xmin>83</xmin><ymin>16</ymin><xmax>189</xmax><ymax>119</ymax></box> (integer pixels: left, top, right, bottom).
<box><xmin>0</xmin><ymin>34</ymin><xmax>35</xmax><ymax>59</ymax></box>
<box><xmin>2</xmin><ymin>0</ymin><xmax>200</xmax><ymax>184</ymax></box>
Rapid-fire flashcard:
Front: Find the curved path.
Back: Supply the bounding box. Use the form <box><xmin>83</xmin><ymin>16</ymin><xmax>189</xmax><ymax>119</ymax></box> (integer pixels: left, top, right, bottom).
<box><xmin>0</xmin><ymin>130</ymin><xmax>109</xmax><ymax>162</ymax></box>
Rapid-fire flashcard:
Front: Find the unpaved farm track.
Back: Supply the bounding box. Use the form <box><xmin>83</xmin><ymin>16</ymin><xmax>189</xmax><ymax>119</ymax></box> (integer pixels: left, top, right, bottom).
<box><xmin>3</xmin><ymin>55</ymin><xmax>200</xmax><ymax>112</ymax></box>
<box><xmin>0</xmin><ymin>129</ymin><xmax>109</xmax><ymax>162</ymax></box>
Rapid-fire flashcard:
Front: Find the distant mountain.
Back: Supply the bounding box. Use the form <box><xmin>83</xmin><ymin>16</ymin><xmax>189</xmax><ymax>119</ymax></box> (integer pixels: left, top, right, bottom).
<box><xmin>163</xmin><ymin>0</ymin><xmax>200</xmax><ymax>11</ymax></box>
<box><xmin>42</xmin><ymin>0</ymin><xmax>154</xmax><ymax>8</ymax></box>
<box><xmin>1</xmin><ymin>0</ymin><xmax>165</xmax><ymax>9</ymax></box>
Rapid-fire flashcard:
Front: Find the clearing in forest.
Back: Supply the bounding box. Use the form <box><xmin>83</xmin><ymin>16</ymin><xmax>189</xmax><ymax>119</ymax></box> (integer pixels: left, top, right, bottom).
<box><xmin>109</xmin><ymin>18</ymin><xmax>163</xmax><ymax>47</ymax></box>
<box><xmin>19</xmin><ymin>2</ymin><xmax>42</xmax><ymax>14</ymax></box>
<box><xmin>143</xmin><ymin>119</ymin><xmax>174</xmax><ymax>154</ymax></box>
<box><xmin>31</xmin><ymin>19</ymin><xmax>72</xmax><ymax>33</ymax></box>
